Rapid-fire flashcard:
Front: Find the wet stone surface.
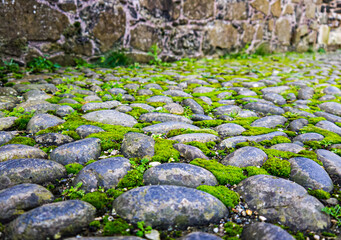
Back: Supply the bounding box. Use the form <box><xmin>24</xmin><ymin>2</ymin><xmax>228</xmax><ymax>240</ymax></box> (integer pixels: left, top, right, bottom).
<box><xmin>1</xmin><ymin>53</ymin><xmax>341</xmax><ymax>239</ymax></box>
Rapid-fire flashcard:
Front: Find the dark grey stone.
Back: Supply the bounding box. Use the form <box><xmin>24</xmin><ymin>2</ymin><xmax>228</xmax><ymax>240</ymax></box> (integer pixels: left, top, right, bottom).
<box><xmin>0</xmin><ymin>144</ymin><xmax>47</xmax><ymax>162</ymax></box>
<box><xmin>146</xmin><ymin>96</ymin><xmax>173</xmax><ymax>103</ymax></box>
<box><xmin>323</xmin><ymin>86</ymin><xmax>341</xmax><ymax>96</ymax></box>
<box><xmin>297</xmin><ymin>87</ymin><xmax>314</xmax><ymax>100</ymax></box>
<box><xmin>50</xmin><ymin>138</ymin><xmax>101</xmax><ymax>165</ymax></box>
<box><xmin>316</xmin><ymin>149</ymin><xmax>341</xmax><ymax>184</ymax></box>
<box><xmin>163</xmin><ymin>90</ymin><xmax>192</xmax><ymax>97</ymax></box>
<box><xmin>143</xmin><ymin>163</ymin><xmax>217</xmax><ymax>188</ymax></box>
<box><xmin>289</xmin><ymin>118</ymin><xmax>308</xmax><ymax>132</ymax></box>
<box><xmin>82</xmin><ymin>110</ymin><xmax>138</xmax><ymax>127</ymax></box>
<box><xmin>56</xmin><ymin>105</ymin><xmax>74</xmax><ymax>117</ymax></box>
<box><xmin>34</xmin><ymin>133</ymin><xmax>74</xmax><ymax>146</ymax></box>
<box><xmin>0</xmin><ymin>158</ymin><xmax>66</xmax><ymax>190</ymax></box>
<box><xmin>73</xmin><ymin>157</ymin><xmax>131</xmax><ymax>192</ymax></box>
<box><xmin>236</xmin><ymin>175</ymin><xmax>330</xmax><ymax>231</ymax></box>
<box><xmin>23</xmin><ymin>90</ymin><xmax>51</xmax><ymax>101</ymax></box>
<box><xmin>315</xmin><ymin>120</ymin><xmax>341</xmax><ymax>136</ymax></box>
<box><xmin>241</xmin><ymin>222</ymin><xmax>295</xmax><ymax>240</ymax></box>
<box><xmin>222</xmin><ymin>146</ymin><xmax>267</xmax><ymax>167</ymax></box>
<box><xmin>261</xmin><ymin>86</ymin><xmax>290</xmax><ymax>94</ymax></box>
<box><xmin>121</xmin><ymin>132</ymin><xmax>155</xmax><ymax>158</ymax></box>
<box><xmin>170</xmin><ymin>133</ymin><xmax>220</xmax><ymax>143</ymax></box>
<box><xmin>314</xmin><ymin>111</ymin><xmax>341</xmax><ymax>123</ymax></box>
<box><xmin>319</xmin><ymin>102</ymin><xmax>341</xmax><ymax>116</ymax></box>
<box><xmin>251</xmin><ymin>116</ymin><xmax>287</xmax><ymax>128</ymax></box>
<box><xmin>0</xmin><ymin>131</ymin><xmax>14</xmax><ymax>145</ymax></box>
<box><xmin>263</xmin><ymin>93</ymin><xmax>286</xmax><ymax>105</ymax></box>
<box><xmin>76</xmin><ymin>125</ymin><xmax>105</xmax><ymax>138</ymax></box>
<box><xmin>173</xmin><ymin>143</ymin><xmax>208</xmax><ymax>161</ymax></box>
<box><xmin>27</xmin><ymin>114</ymin><xmax>65</xmax><ymax>134</ymax></box>
<box><xmin>270</xmin><ymin>143</ymin><xmax>305</xmax><ymax>153</ymax></box>
<box><xmin>213</xmin><ymin>105</ymin><xmax>241</xmax><ymax>116</ymax></box>
<box><xmin>182</xmin><ymin>99</ymin><xmax>204</xmax><ymax>114</ymax></box>
<box><xmin>293</xmin><ymin>133</ymin><xmax>324</xmax><ymax>143</ymax></box>
<box><xmin>0</xmin><ymin>117</ymin><xmax>18</xmax><ymax>131</ymax></box>
<box><xmin>0</xmin><ymin>183</ymin><xmax>54</xmax><ymax>223</ymax></box>
<box><xmin>215</xmin><ymin>123</ymin><xmax>245</xmax><ymax>138</ymax></box>
<box><xmin>6</xmin><ymin>200</ymin><xmax>96</xmax><ymax>240</ymax></box>
<box><xmin>140</xmin><ymin>112</ymin><xmax>193</xmax><ymax>124</ymax></box>
<box><xmin>243</xmin><ymin>102</ymin><xmax>285</xmax><ymax>115</ymax></box>
<box><xmin>181</xmin><ymin>232</ymin><xmax>222</xmax><ymax>240</ymax></box>
<box><xmin>191</xmin><ymin>114</ymin><xmax>213</xmax><ymax>121</ymax></box>
<box><xmin>113</xmin><ymin>185</ymin><xmax>228</xmax><ymax>229</ymax></box>
<box><xmin>142</xmin><ymin>121</ymin><xmax>199</xmax><ymax>134</ymax></box>
<box><xmin>81</xmin><ymin>101</ymin><xmax>121</xmax><ymax>112</ymax></box>
<box><xmin>289</xmin><ymin>157</ymin><xmax>333</xmax><ymax>192</ymax></box>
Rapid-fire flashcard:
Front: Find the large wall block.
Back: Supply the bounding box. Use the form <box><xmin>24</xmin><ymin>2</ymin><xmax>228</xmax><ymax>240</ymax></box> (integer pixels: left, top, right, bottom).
<box><xmin>0</xmin><ymin>0</ymin><xmax>340</xmax><ymax>64</ymax></box>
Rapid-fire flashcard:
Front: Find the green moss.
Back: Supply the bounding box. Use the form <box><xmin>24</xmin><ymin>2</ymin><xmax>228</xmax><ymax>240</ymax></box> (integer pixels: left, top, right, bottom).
<box><xmin>242</xmin><ymin>127</ymin><xmax>277</xmax><ymax>136</ymax></box>
<box><xmin>194</xmin><ymin>119</ymin><xmax>225</xmax><ymax>128</ymax></box>
<box><xmin>152</xmin><ymin>139</ymin><xmax>180</xmax><ymax>163</ymax></box>
<box><xmin>4</xmin><ymin>136</ymin><xmax>36</xmax><ymax>146</ymax></box>
<box><xmin>243</xmin><ymin>166</ymin><xmax>270</xmax><ymax>177</ymax></box>
<box><xmin>197</xmin><ymin>185</ymin><xmax>239</xmax><ymax>208</ymax></box>
<box><xmin>117</xmin><ymin>169</ymin><xmax>143</xmax><ymax>188</ymax></box>
<box><xmin>41</xmin><ymin>145</ymin><xmax>57</xmax><ymax>154</ymax></box>
<box><xmin>308</xmin><ymin>189</ymin><xmax>330</xmax><ymax>199</ymax></box>
<box><xmin>61</xmin><ymin>130</ymin><xmax>81</xmax><ymax>140</ymax></box>
<box><xmin>262</xmin><ymin>158</ymin><xmax>291</xmax><ymax>178</ymax></box>
<box><xmin>103</xmin><ymin>218</ymin><xmax>132</xmax><ymax>236</ymax></box>
<box><xmin>166</xmin><ymin>128</ymin><xmax>219</xmax><ymax>138</ymax></box>
<box><xmin>308</xmin><ymin>117</ymin><xmax>326</xmax><ymax>125</ymax></box>
<box><xmin>106</xmin><ymin>189</ymin><xmax>124</xmax><ymax>198</ymax></box>
<box><xmin>258</xmin><ymin>136</ymin><xmax>291</xmax><ymax>147</ymax></box>
<box><xmin>235</xmin><ymin>142</ymin><xmax>251</xmax><ymax>148</ymax></box>
<box><xmin>65</xmin><ymin>163</ymin><xmax>83</xmax><ymax>175</ymax></box>
<box><xmin>223</xmin><ymin>222</ymin><xmax>243</xmax><ymax>239</ymax></box>
<box><xmin>59</xmin><ymin>103</ymin><xmax>83</xmax><ymax>110</ymax></box>
<box><xmin>89</xmin><ymin>220</ymin><xmax>101</xmax><ymax>229</ymax></box>
<box><xmin>86</xmin><ymin>127</ymin><xmax>141</xmax><ymax>151</ymax></box>
<box><xmin>185</xmin><ymin>141</ymin><xmax>216</xmax><ymax>157</ymax></box>
<box><xmin>46</xmin><ymin>96</ymin><xmax>62</xmax><ymax>104</ymax></box>
<box><xmin>283</xmin><ymin>130</ymin><xmax>297</xmax><ymax>137</ymax></box>
<box><xmin>225</xmin><ymin>117</ymin><xmax>259</xmax><ymax>128</ymax></box>
<box><xmin>190</xmin><ymin>159</ymin><xmax>247</xmax><ymax>185</ymax></box>
<box><xmin>321</xmin><ymin>232</ymin><xmax>337</xmax><ymax>237</ymax></box>
<box><xmin>81</xmin><ymin>192</ymin><xmax>110</xmax><ymax>210</ymax></box>
<box><xmin>14</xmin><ymin>114</ymin><xmax>34</xmax><ymax>130</ymax></box>
<box><xmin>85</xmin><ymin>159</ymin><xmax>97</xmax><ymax>166</ymax></box>
<box><xmin>133</xmin><ymin>122</ymin><xmax>153</xmax><ymax>129</ymax></box>
<box><xmin>294</xmin><ymin>231</ymin><xmax>305</xmax><ymax>240</ymax></box>
<box><xmin>127</xmin><ymin>107</ymin><xmax>149</xmax><ymax>119</ymax></box>
<box><xmin>147</xmin><ymin>102</ymin><xmax>166</xmax><ymax>108</ymax></box>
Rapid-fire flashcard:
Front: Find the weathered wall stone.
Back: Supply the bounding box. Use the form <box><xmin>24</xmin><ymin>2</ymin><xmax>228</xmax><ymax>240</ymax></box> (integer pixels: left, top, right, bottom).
<box><xmin>93</xmin><ymin>7</ymin><xmax>126</xmax><ymax>52</ymax></box>
<box><xmin>0</xmin><ymin>0</ymin><xmax>340</xmax><ymax>63</ymax></box>
<box><xmin>183</xmin><ymin>0</ymin><xmax>214</xmax><ymax>20</ymax></box>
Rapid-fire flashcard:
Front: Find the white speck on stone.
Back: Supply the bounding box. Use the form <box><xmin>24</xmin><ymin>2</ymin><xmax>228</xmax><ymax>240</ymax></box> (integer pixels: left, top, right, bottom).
<box><xmin>313</xmin><ymin>235</ymin><xmax>320</xmax><ymax>240</ymax></box>
<box><xmin>259</xmin><ymin>216</ymin><xmax>267</xmax><ymax>222</ymax></box>
<box><xmin>149</xmin><ymin>162</ymin><xmax>161</xmax><ymax>167</ymax></box>
<box><xmin>213</xmin><ymin>227</ymin><xmax>219</xmax><ymax>233</ymax></box>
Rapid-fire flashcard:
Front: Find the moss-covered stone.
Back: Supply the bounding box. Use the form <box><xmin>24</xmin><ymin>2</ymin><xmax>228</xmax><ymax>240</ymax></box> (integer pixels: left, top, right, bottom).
<box><xmin>190</xmin><ymin>158</ymin><xmax>247</xmax><ymax>185</ymax></box>
<box><xmin>116</xmin><ymin>169</ymin><xmax>143</xmax><ymax>188</ymax></box>
<box><xmin>300</xmin><ymin>124</ymin><xmax>341</xmax><ymax>149</ymax></box>
<box><xmin>243</xmin><ymin>166</ymin><xmax>270</xmax><ymax>177</ymax></box>
<box><xmin>242</xmin><ymin>127</ymin><xmax>277</xmax><ymax>136</ymax></box>
<box><xmin>106</xmin><ymin>189</ymin><xmax>124</xmax><ymax>199</ymax></box>
<box><xmin>197</xmin><ymin>185</ymin><xmax>239</xmax><ymax>208</ymax></box>
<box><xmin>223</xmin><ymin>222</ymin><xmax>243</xmax><ymax>239</ymax></box>
<box><xmin>103</xmin><ymin>218</ymin><xmax>132</xmax><ymax>236</ymax></box>
<box><xmin>152</xmin><ymin>139</ymin><xmax>180</xmax><ymax>163</ymax></box>
<box><xmin>308</xmin><ymin>189</ymin><xmax>330</xmax><ymax>200</ymax></box>
<box><xmin>258</xmin><ymin>136</ymin><xmax>291</xmax><ymax>147</ymax></box>
<box><xmin>166</xmin><ymin>128</ymin><xmax>219</xmax><ymax>138</ymax></box>
<box><xmin>262</xmin><ymin>157</ymin><xmax>291</xmax><ymax>178</ymax></box>
<box><xmin>65</xmin><ymin>163</ymin><xmax>83</xmax><ymax>175</ymax></box>
<box><xmin>81</xmin><ymin>191</ymin><xmax>110</xmax><ymax>210</ymax></box>
<box><xmin>4</xmin><ymin>136</ymin><xmax>36</xmax><ymax>146</ymax></box>
<box><xmin>127</xmin><ymin>107</ymin><xmax>149</xmax><ymax>119</ymax></box>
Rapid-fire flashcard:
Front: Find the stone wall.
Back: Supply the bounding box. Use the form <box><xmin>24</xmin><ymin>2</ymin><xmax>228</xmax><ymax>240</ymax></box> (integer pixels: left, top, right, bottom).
<box><xmin>0</xmin><ymin>0</ymin><xmax>340</xmax><ymax>65</ymax></box>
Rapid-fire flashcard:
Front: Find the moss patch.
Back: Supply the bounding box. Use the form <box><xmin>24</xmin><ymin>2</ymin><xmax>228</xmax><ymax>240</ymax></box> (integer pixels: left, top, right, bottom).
<box><xmin>152</xmin><ymin>139</ymin><xmax>180</xmax><ymax>163</ymax></box>
<box><xmin>308</xmin><ymin>189</ymin><xmax>330</xmax><ymax>199</ymax></box>
<box><xmin>258</xmin><ymin>136</ymin><xmax>291</xmax><ymax>147</ymax></box>
<box><xmin>185</xmin><ymin>141</ymin><xmax>216</xmax><ymax>157</ymax></box>
<box><xmin>65</xmin><ymin>163</ymin><xmax>83</xmax><ymax>175</ymax></box>
<box><xmin>190</xmin><ymin>159</ymin><xmax>246</xmax><ymax>185</ymax></box>
<box><xmin>4</xmin><ymin>136</ymin><xmax>36</xmax><ymax>146</ymax></box>
<box><xmin>243</xmin><ymin>166</ymin><xmax>270</xmax><ymax>177</ymax></box>
<box><xmin>82</xmin><ymin>192</ymin><xmax>110</xmax><ymax>210</ymax></box>
<box><xmin>262</xmin><ymin>157</ymin><xmax>291</xmax><ymax>178</ymax></box>
<box><xmin>103</xmin><ymin>218</ymin><xmax>132</xmax><ymax>236</ymax></box>
<box><xmin>116</xmin><ymin>169</ymin><xmax>143</xmax><ymax>188</ymax></box>
<box><xmin>197</xmin><ymin>185</ymin><xmax>239</xmax><ymax>208</ymax></box>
